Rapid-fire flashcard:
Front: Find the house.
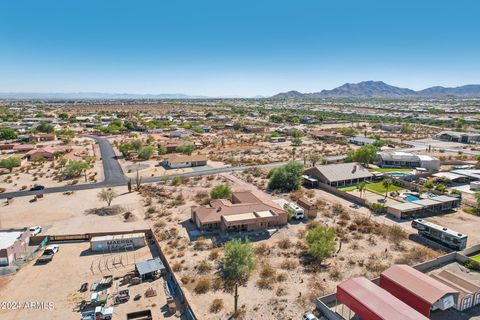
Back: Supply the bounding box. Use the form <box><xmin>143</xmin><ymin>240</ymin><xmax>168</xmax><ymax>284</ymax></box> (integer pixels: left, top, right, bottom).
<box><xmin>269</xmin><ymin>136</ymin><xmax>286</xmax><ymax>143</ymax></box>
<box><xmin>380</xmin><ymin>265</ymin><xmax>458</xmax><ymax>317</ymax></box>
<box><xmin>0</xmin><ymin>228</ymin><xmax>30</xmax><ymax>266</ymax></box>
<box><xmin>12</xmin><ymin>144</ymin><xmax>36</xmax><ymax>153</ymax></box>
<box><xmin>386</xmin><ymin>195</ymin><xmax>460</xmax><ymax>218</ymax></box>
<box><xmin>376</xmin><ymin>151</ymin><xmax>440</xmax><ymax>170</ymax></box>
<box><xmin>336</xmin><ymin>277</ymin><xmax>428</xmax><ymax>320</ymax></box>
<box><xmin>26</xmin><ymin>149</ymin><xmax>55</xmax><ymax>161</ymax></box>
<box><xmin>348</xmin><ymin>136</ymin><xmax>375</xmax><ymax>146</ymax></box>
<box><xmin>191</xmin><ymin>190</ymin><xmax>288</xmax><ymax>232</ymax></box>
<box><xmin>158</xmin><ymin>140</ymin><xmax>181</xmax><ymax>153</ymax></box>
<box><xmin>310</xmin><ymin>130</ymin><xmax>341</xmax><ymax>142</ymax></box>
<box><xmin>436</xmin><ymin>131</ymin><xmax>480</xmax><ymax>144</ymax></box>
<box><xmin>304</xmin><ymin>162</ymin><xmax>373</xmax><ymax>187</ymax></box>
<box><xmin>380</xmin><ymin>124</ymin><xmax>401</xmax><ymax>132</ymax></box>
<box><xmin>163</xmin><ymin>154</ymin><xmax>207</xmax><ymax>169</ymax></box>
<box><xmin>30</xmin><ymin>133</ymin><xmax>56</xmax><ymax>142</ymax></box>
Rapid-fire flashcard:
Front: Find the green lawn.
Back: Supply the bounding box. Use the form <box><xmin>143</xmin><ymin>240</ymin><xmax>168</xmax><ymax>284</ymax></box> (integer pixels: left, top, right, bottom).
<box><xmin>339</xmin><ymin>185</ymin><xmax>357</xmax><ymax>192</ymax></box>
<box><xmin>472</xmin><ymin>255</ymin><xmax>480</xmax><ymax>262</ymax></box>
<box><xmin>370</xmin><ymin>168</ymin><xmax>413</xmax><ymax>173</ymax></box>
<box><xmin>339</xmin><ymin>181</ymin><xmax>404</xmax><ymax>194</ymax></box>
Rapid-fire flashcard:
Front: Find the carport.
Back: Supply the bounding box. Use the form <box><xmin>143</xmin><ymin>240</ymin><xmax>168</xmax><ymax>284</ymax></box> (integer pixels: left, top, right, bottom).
<box><xmin>336</xmin><ymin>277</ymin><xmax>428</xmax><ymax>320</ymax></box>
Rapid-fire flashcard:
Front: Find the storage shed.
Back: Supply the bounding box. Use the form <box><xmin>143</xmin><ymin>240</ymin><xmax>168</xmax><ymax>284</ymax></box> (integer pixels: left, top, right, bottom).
<box><xmin>90</xmin><ymin>233</ymin><xmax>146</xmax><ymax>252</ymax></box>
<box><xmin>380</xmin><ymin>265</ymin><xmax>459</xmax><ymax>317</ymax></box>
<box><xmin>336</xmin><ymin>277</ymin><xmax>428</xmax><ymax>320</ymax></box>
<box><xmin>135</xmin><ymin>257</ymin><xmax>165</xmax><ymax>280</ymax></box>
<box><xmin>430</xmin><ymin>273</ymin><xmax>474</xmax><ymax>311</ymax></box>
<box><xmin>436</xmin><ymin>270</ymin><xmax>480</xmax><ymax>307</ymax></box>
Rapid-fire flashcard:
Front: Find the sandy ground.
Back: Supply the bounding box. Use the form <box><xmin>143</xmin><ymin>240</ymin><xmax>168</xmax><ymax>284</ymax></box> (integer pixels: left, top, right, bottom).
<box><xmin>139</xmin><ymin>173</ymin><xmax>438</xmax><ymax>320</ymax></box>
<box><xmin>0</xmin><ymin>241</ymin><xmax>172</xmax><ymax>320</ymax></box>
<box><xmin>0</xmin><ymin>186</ymin><xmax>148</xmax><ymax>234</ymax></box>
<box><xmin>0</xmin><ymin>137</ymin><xmax>103</xmax><ymax>193</ymax></box>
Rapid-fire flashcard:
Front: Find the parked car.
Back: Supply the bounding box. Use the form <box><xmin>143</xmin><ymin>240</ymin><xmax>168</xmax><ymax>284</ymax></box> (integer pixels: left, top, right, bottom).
<box><xmin>36</xmin><ymin>245</ymin><xmax>59</xmax><ymax>264</ymax></box>
<box><xmin>44</xmin><ymin>244</ymin><xmax>59</xmax><ymax>254</ymax></box>
<box><xmin>30</xmin><ymin>185</ymin><xmax>45</xmax><ymax>191</ymax></box>
<box><xmin>303</xmin><ymin>312</ymin><xmax>319</xmax><ymax>320</ymax></box>
<box><xmin>29</xmin><ymin>225</ymin><xmax>42</xmax><ymax>236</ymax></box>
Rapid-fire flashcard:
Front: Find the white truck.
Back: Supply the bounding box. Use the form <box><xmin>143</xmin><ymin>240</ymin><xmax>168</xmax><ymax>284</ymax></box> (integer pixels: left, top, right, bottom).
<box><xmin>273</xmin><ymin>198</ymin><xmax>304</xmax><ymax>220</ymax></box>
<box><xmin>81</xmin><ymin>306</ymin><xmax>113</xmax><ymax>320</ymax></box>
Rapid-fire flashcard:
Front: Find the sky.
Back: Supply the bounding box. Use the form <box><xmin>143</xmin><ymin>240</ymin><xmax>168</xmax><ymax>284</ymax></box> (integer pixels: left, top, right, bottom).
<box><xmin>0</xmin><ymin>0</ymin><xmax>479</xmax><ymax>97</ymax></box>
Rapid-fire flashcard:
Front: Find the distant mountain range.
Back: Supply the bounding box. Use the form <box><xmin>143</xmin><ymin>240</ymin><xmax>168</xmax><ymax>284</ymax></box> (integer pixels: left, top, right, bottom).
<box><xmin>271</xmin><ymin>81</ymin><xmax>480</xmax><ymax>98</ymax></box>
<box><xmin>0</xmin><ymin>92</ymin><xmax>208</xmax><ymax>100</ymax></box>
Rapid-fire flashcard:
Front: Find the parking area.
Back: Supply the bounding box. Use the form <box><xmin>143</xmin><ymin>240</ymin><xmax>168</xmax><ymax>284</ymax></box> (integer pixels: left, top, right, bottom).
<box><xmin>0</xmin><ymin>241</ymin><xmax>173</xmax><ymax>320</ymax></box>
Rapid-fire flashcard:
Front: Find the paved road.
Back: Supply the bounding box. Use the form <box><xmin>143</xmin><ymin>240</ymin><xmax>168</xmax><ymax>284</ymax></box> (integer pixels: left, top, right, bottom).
<box><xmin>0</xmin><ymin>137</ymin><xmax>346</xmax><ymax>200</ymax></box>
<box><xmin>87</xmin><ymin>135</ymin><xmax>127</xmax><ymax>184</ymax></box>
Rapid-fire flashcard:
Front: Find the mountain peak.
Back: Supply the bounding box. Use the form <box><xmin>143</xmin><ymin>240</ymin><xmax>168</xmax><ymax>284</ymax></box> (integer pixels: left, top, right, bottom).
<box><xmin>271</xmin><ymin>81</ymin><xmax>480</xmax><ymax>99</ymax></box>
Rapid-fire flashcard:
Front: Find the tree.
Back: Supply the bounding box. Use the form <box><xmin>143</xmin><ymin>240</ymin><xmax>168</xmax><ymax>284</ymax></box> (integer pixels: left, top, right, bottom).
<box><xmin>382</xmin><ymin>178</ymin><xmax>393</xmax><ymax>199</ymax></box>
<box><xmin>291</xmin><ymin>137</ymin><xmax>302</xmax><ymax>146</ymax></box>
<box><xmin>270</xmin><ymin>114</ymin><xmax>283</xmax><ymax>123</ymax></box>
<box><xmin>176</xmin><ymin>144</ymin><xmax>194</xmax><ymax>155</ymax></box>
<box><xmin>0</xmin><ymin>128</ymin><xmax>17</xmax><ymax>140</ymax></box>
<box><xmin>305</xmin><ymin>225</ymin><xmax>336</xmax><ymax>263</ymax></box>
<box><xmin>308</xmin><ymin>154</ymin><xmax>322</xmax><ymax>167</ymax></box>
<box><xmin>118</xmin><ymin>142</ymin><xmax>133</xmax><ymax>156</ymax></box>
<box><xmin>97</xmin><ymin>188</ymin><xmax>117</xmax><ymax>206</ymax></box>
<box><xmin>0</xmin><ymin>157</ymin><xmax>21</xmax><ymax>173</ymax></box>
<box><xmin>63</xmin><ymin>160</ymin><xmax>90</xmax><ymax>181</ymax></box>
<box><xmin>221</xmin><ymin>240</ymin><xmax>255</xmax><ymax>315</ymax></box>
<box><xmin>356</xmin><ymin>181</ymin><xmax>367</xmax><ymax>198</ymax></box>
<box><xmin>210</xmin><ymin>184</ymin><xmax>232</xmax><ymax>199</ymax></box>
<box><xmin>58</xmin><ymin>156</ymin><xmax>68</xmax><ymax>172</ymax></box>
<box><xmin>138</xmin><ymin>146</ymin><xmax>154</xmax><ymax>160</ymax></box>
<box><xmin>158</xmin><ymin>145</ymin><xmax>167</xmax><ymax>155</ymax></box>
<box><xmin>36</xmin><ymin>122</ymin><xmax>55</xmax><ymax>133</ymax></box>
<box><xmin>268</xmin><ymin>161</ymin><xmax>304</xmax><ymax>192</ymax></box>
<box><xmin>346</xmin><ymin>145</ymin><xmax>378</xmax><ymax>167</ymax></box>
<box><xmin>131</xmin><ymin>139</ymin><xmax>143</xmax><ymax>151</ymax></box>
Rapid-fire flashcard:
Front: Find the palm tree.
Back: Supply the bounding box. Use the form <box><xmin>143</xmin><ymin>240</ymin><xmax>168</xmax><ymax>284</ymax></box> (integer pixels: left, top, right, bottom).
<box><xmin>221</xmin><ymin>239</ymin><xmax>255</xmax><ymax>316</ymax></box>
<box><xmin>291</xmin><ymin>147</ymin><xmax>297</xmax><ymax>161</ymax></box>
<box><xmin>356</xmin><ymin>181</ymin><xmax>367</xmax><ymax>198</ymax></box>
<box><xmin>382</xmin><ymin>178</ymin><xmax>393</xmax><ymax>199</ymax></box>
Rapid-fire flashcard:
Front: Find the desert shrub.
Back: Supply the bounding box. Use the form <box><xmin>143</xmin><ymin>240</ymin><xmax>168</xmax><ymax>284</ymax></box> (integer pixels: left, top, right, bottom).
<box><xmin>172</xmin><ymin>262</ymin><xmax>182</xmax><ymax>272</ymax></box>
<box><xmin>276</xmin><ymin>272</ymin><xmax>288</xmax><ymax>282</ymax></box>
<box><xmin>209</xmin><ymin>299</ymin><xmax>224</xmax><ymax>313</ymax></box>
<box><xmin>210</xmin><ymin>184</ymin><xmax>232</xmax><ymax>199</ymax></box>
<box><xmin>329</xmin><ymin>265</ymin><xmax>342</xmax><ymax>280</ymax></box>
<box><xmin>386</xmin><ymin>225</ymin><xmax>408</xmax><ymax>244</ymax></box>
<box><xmin>280</xmin><ymin>258</ymin><xmax>297</xmax><ymax>270</ymax></box>
<box><xmin>256</xmin><ymin>278</ymin><xmax>273</xmax><ymax>289</ymax></box>
<box><xmin>277</xmin><ymin>238</ymin><xmax>292</xmax><ymax>250</ymax></box>
<box><xmin>194</xmin><ymin>237</ymin><xmax>208</xmax><ymax>250</ymax></box>
<box><xmin>465</xmin><ymin>260</ymin><xmax>480</xmax><ymax>270</ymax></box>
<box><xmin>394</xmin><ymin>247</ymin><xmax>439</xmax><ymax>265</ymax></box>
<box><xmin>259</xmin><ymin>262</ymin><xmax>276</xmax><ymax>279</ymax></box>
<box><xmin>208</xmin><ymin>248</ymin><xmax>221</xmax><ymax>261</ymax></box>
<box><xmin>181</xmin><ymin>275</ymin><xmax>192</xmax><ymax>284</ymax></box>
<box><xmin>197</xmin><ymin>259</ymin><xmax>212</xmax><ymax>274</ymax></box>
<box><xmin>254</xmin><ymin>243</ymin><xmax>270</xmax><ymax>256</ymax></box>
<box><xmin>194</xmin><ymin>277</ymin><xmax>211</xmax><ymax>294</ymax></box>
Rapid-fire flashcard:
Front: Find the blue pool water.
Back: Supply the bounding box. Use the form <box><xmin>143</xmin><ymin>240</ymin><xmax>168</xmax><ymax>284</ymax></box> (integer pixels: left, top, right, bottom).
<box><xmin>404</xmin><ymin>195</ymin><xmax>420</xmax><ymax>201</ymax></box>
<box><xmin>388</xmin><ymin>172</ymin><xmax>409</xmax><ymax>177</ymax></box>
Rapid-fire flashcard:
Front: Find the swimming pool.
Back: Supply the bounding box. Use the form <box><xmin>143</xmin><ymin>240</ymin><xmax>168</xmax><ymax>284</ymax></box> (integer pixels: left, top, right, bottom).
<box><xmin>404</xmin><ymin>195</ymin><xmax>420</xmax><ymax>201</ymax></box>
<box><xmin>388</xmin><ymin>172</ymin><xmax>410</xmax><ymax>177</ymax></box>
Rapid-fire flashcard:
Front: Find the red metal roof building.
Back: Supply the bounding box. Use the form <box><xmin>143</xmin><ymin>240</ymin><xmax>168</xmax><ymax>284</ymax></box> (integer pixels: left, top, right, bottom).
<box><xmin>380</xmin><ymin>265</ymin><xmax>459</xmax><ymax>317</ymax></box>
<box><xmin>336</xmin><ymin>277</ymin><xmax>428</xmax><ymax>320</ymax></box>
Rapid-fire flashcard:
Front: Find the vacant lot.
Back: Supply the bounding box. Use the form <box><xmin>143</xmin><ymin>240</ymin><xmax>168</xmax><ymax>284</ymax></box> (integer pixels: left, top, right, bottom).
<box><xmin>0</xmin><ymin>241</ymin><xmax>170</xmax><ymax>320</ymax></box>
